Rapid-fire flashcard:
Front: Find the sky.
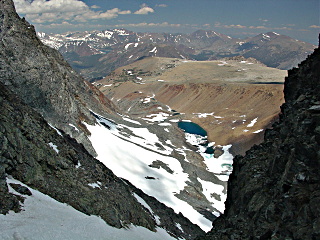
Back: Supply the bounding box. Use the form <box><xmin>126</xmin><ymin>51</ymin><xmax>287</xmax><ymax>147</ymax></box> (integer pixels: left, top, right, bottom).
<box><xmin>13</xmin><ymin>0</ymin><xmax>320</xmax><ymax>44</ymax></box>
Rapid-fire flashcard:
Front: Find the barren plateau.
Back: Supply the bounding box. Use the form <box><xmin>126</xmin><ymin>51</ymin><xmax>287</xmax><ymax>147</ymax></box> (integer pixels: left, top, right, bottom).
<box><xmin>96</xmin><ymin>57</ymin><xmax>288</xmax><ymax>155</ymax></box>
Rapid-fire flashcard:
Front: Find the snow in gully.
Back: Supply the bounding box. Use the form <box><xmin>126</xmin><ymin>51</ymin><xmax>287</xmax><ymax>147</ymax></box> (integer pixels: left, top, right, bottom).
<box><xmin>85</xmin><ymin>111</ymin><xmax>234</xmax><ymax>232</ymax></box>
<box><xmin>0</xmin><ymin>178</ymin><xmax>178</xmax><ymax>240</ymax></box>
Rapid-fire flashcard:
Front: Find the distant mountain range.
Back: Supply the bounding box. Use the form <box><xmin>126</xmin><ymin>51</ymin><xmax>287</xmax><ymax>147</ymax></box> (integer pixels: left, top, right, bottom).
<box><xmin>37</xmin><ymin>29</ymin><xmax>316</xmax><ymax>81</ymax></box>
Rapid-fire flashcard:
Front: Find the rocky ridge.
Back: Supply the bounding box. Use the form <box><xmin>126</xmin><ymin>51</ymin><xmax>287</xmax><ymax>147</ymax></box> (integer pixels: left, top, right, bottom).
<box><xmin>196</xmin><ymin>40</ymin><xmax>320</xmax><ymax>239</ymax></box>
<box><xmin>0</xmin><ymin>0</ymin><xmax>117</xmax><ymax>156</ymax></box>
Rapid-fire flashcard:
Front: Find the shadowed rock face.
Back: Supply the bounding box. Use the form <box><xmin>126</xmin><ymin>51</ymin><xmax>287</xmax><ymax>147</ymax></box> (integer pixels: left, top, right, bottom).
<box><xmin>0</xmin><ymin>0</ymin><xmax>118</xmax><ymax>156</ymax></box>
<box><xmin>196</xmin><ymin>46</ymin><xmax>320</xmax><ymax>239</ymax></box>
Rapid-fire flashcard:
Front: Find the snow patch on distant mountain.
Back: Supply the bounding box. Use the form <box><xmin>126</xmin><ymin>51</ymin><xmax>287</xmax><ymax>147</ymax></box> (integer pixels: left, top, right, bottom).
<box><xmin>37</xmin><ymin>32</ymin><xmax>64</xmax><ymax>49</ymax></box>
<box><xmin>142</xmin><ymin>112</ymin><xmax>170</xmax><ymax>122</ymax></box>
<box><xmin>253</xmin><ymin>129</ymin><xmax>264</xmax><ymax>133</ymax></box>
<box><xmin>150</xmin><ymin>47</ymin><xmax>157</xmax><ymax>53</ymax></box>
<box><xmin>247</xmin><ymin>117</ymin><xmax>258</xmax><ymax>127</ymax></box>
<box><xmin>97</xmin><ymin>30</ymin><xmax>114</xmax><ymax>39</ymax></box>
<box><xmin>125</xmin><ymin>43</ymin><xmax>134</xmax><ymax>50</ymax></box>
<box><xmin>193</xmin><ymin>112</ymin><xmax>215</xmax><ymax>118</ymax></box>
<box><xmin>114</xmin><ymin>29</ymin><xmax>130</xmax><ymax>36</ymax></box>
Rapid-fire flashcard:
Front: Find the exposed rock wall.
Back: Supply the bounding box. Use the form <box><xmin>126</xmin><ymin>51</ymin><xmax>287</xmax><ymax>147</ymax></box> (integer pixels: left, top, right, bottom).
<box><xmin>0</xmin><ymin>0</ymin><xmax>117</xmax><ymax>156</ymax></box>
<box><xmin>197</xmin><ymin>45</ymin><xmax>320</xmax><ymax>238</ymax></box>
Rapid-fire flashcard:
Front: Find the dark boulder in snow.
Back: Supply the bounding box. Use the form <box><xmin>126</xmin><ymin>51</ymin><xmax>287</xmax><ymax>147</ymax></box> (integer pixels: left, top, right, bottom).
<box><xmin>9</xmin><ymin>184</ymin><xmax>32</xmax><ymax>196</ymax></box>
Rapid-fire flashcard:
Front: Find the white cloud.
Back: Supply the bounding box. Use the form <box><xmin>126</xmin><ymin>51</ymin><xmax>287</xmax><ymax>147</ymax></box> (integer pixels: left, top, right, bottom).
<box><xmin>284</xmin><ymin>24</ymin><xmax>296</xmax><ymax>27</ymax></box>
<box><xmin>224</xmin><ymin>24</ymin><xmax>247</xmax><ymax>29</ymax></box>
<box><xmin>134</xmin><ymin>4</ymin><xmax>155</xmax><ymax>15</ymax></box>
<box><xmin>156</xmin><ymin>4</ymin><xmax>168</xmax><ymax>8</ymax></box>
<box><xmin>309</xmin><ymin>25</ymin><xmax>320</xmax><ymax>29</ymax></box>
<box><xmin>38</xmin><ymin>21</ymin><xmax>105</xmax><ymax>29</ymax></box>
<box><xmin>115</xmin><ymin>22</ymin><xmax>181</xmax><ymax>28</ymax></box>
<box><xmin>48</xmin><ymin>21</ymin><xmax>76</xmax><ymax>27</ymax></box>
<box><xmin>90</xmin><ymin>5</ymin><xmax>100</xmax><ymax>9</ymax></box>
<box><xmin>249</xmin><ymin>25</ymin><xmax>267</xmax><ymax>29</ymax></box>
<box><xmin>14</xmin><ymin>0</ymin><xmax>88</xmax><ymax>14</ymax></box>
<box><xmin>213</xmin><ymin>22</ymin><xmax>293</xmax><ymax>31</ymax></box>
<box><xmin>74</xmin><ymin>8</ymin><xmax>131</xmax><ymax>22</ymax></box>
<box><xmin>118</xmin><ymin>10</ymin><xmax>132</xmax><ymax>15</ymax></box>
<box><xmin>13</xmin><ymin>0</ymin><xmax>131</xmax><ymax>23</ymax></box>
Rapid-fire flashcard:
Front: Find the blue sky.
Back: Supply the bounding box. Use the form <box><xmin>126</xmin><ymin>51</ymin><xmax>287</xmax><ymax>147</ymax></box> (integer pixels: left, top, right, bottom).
<box><xmin>13</xmin><ymin>0</ymin><xmax>320</xmax><ymax>44</ymax></box>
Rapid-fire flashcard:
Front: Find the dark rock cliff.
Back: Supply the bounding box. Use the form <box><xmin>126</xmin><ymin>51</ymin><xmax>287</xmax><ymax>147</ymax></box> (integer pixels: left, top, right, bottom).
<box><xmin>197</xmin><ymin>43</ymin><xmax>320</xmax><ymax>238</ymax></box>
<box><xmin>0</xmin><ymin>0</ymin><xmax>117</xmax><ymax>156</ymax></box>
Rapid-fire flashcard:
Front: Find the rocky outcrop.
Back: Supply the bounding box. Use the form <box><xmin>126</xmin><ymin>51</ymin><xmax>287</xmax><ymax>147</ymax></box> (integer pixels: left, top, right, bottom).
<box><xmin>196</xmin><ymin>44</ymin><xmax>320</xmax><ymax>238</ymax></box>
<box><xmin>0</xmin><ymin>0</ymin><xmax>117</xmax><ymax>156</ymax></box>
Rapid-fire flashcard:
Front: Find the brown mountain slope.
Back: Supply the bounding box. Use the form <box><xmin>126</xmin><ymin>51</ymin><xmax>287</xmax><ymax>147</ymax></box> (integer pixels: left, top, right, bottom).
<box><xmin>97</xmin><ymin>57</ymin><xmax>287</xmax><ymax>155</ymax></box>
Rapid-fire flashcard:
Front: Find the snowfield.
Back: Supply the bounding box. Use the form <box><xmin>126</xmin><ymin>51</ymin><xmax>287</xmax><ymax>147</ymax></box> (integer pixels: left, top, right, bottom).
<box><xmin>0</xmin><ymin>178</ymin><xmax>178</xmax><ymax>240</ymax></box>
<box><xmin>84</xmin><ymin>111</ymin><xmax>233</xmax><ymax>232</ymax></box>
<box><xmin>85</xmin><ymin>118</ymin><xmax>213</xmax><ymax>231</ymax></box>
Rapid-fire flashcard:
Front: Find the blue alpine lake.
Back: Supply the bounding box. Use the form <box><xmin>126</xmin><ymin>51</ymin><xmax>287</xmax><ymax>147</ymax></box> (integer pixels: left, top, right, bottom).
<box><xmin>178</xmin><ymin>121</ymin><xmax>207</xmax><ymax>137</ymax></box>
